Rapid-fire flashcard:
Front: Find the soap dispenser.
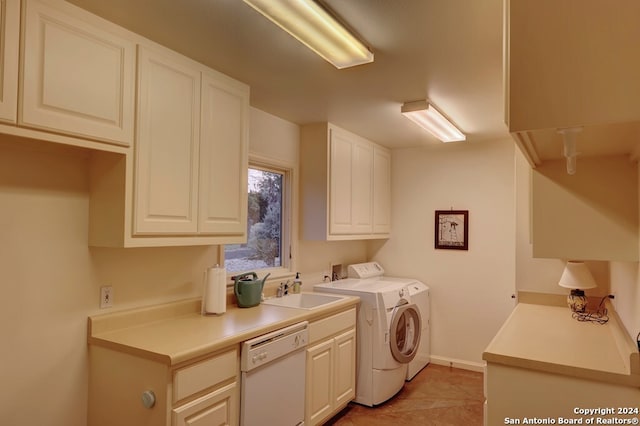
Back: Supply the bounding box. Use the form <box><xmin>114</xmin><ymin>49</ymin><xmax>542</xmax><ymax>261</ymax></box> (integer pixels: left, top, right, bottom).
<box><xmin>292</xmin><ymin>272</ymin><xmax>302</xmax><ymax>294</ymax></box>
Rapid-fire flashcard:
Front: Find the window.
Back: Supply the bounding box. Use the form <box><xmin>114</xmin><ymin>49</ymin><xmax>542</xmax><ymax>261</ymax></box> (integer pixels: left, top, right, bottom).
<box><xmin>224</xmin><ymin>159</ymin><xmax>293</xmax><ymax>277</ymax></box>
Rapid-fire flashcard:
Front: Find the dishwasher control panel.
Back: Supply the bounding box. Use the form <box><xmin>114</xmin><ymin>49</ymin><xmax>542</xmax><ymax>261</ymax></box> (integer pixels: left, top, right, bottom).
<box><xmin>240</xmin><ymin>321</ymin><xmax>309</xmax><ymax>372</ymax></box>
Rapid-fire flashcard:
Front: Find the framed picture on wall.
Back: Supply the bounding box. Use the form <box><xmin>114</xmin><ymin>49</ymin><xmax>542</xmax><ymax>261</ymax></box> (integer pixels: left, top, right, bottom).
<box><xmin>435</xmin><ymin>210</ymin><xmax>468</xmax><ymax>250</ymax></box>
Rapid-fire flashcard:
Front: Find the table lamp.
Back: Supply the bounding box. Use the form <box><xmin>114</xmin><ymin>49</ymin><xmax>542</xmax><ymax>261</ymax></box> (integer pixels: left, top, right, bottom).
<box><xmin>558</xmin><ymin>261</ymin><xmax>597</xmax><ymax>313</ymax></box>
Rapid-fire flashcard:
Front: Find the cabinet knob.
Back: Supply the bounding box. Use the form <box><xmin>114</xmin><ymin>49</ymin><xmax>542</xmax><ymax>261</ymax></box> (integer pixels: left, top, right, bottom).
<box><xmin>141</xmin><ymin>390</ymin><xmax>156</xmax><ymax>409</ymax></box>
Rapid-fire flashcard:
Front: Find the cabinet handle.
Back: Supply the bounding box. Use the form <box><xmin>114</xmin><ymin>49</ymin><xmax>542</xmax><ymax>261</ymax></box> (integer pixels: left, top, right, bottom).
<box><xmin>141</xmin><ymin>390</ymin><xmax>156</xmax><ymax>409</ymax></box>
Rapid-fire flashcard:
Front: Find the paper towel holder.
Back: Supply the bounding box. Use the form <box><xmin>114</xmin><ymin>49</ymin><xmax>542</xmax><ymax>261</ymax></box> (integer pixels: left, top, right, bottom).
<box><xmin>202</xmin><ymin>264</ymin><xmax>227</xmax><ymax>316</ymax></box>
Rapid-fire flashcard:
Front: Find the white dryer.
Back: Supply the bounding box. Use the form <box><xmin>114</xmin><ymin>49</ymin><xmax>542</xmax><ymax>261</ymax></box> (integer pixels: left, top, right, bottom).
<box><xmin>406</xmin><ymin>281</ymin><xmax>430</xmax><ymax>380</ymax></box>
<box><xmin>314</xmin><ymin>262</ymin><xmax>426</xmax><ymax>406</ymax></box>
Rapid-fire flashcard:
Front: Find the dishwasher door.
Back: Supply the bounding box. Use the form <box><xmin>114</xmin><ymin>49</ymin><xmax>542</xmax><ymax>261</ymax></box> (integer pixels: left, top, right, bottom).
<box><xmin>240</xmin><ymin>321</ymin><xmax>308</xmax><ymax>426</ymax></box>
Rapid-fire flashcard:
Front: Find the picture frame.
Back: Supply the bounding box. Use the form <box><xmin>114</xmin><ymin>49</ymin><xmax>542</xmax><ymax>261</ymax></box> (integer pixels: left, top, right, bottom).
<box><xmin>435</xmin><ymin>210</ymin><xmax>468</xmax><ymax>250</ymax></box>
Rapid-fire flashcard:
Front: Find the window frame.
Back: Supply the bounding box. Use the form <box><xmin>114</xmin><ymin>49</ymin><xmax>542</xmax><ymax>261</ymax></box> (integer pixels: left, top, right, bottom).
<box><xmin>222</xmin><ymin>153</ymin><xmax>297</xmax><ymax>282</ymax></box>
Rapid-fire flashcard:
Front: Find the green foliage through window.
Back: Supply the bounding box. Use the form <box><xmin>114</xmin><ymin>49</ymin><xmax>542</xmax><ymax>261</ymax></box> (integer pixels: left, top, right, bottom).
<box><xmin>225</xmin><ymin>167</ymin><xmax>283</xmax><ymax>273</ymax></box>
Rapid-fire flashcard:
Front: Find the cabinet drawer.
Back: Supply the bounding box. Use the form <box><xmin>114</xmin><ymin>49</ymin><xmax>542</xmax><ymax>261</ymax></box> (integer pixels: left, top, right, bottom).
<box><xmin>308</xmin><ymin>308</ymin><xmax>356</xmax><ymax>344</ymax></box>
<box><xmin>172</xmin><ymin>382</ymin><xmax>237</xmax><ymax>426</ymax></box>
<box><xmin>173</xmin><ymin>349</ymin><xmax>237</xmax><ymax>403</ymax></box>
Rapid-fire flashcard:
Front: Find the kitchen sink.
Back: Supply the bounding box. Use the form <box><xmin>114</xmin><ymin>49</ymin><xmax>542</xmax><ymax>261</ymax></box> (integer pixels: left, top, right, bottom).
<box><xmin>262</xmin><ymin>293</ymin><xmax>345</xmax><ymax>310</ymax></box>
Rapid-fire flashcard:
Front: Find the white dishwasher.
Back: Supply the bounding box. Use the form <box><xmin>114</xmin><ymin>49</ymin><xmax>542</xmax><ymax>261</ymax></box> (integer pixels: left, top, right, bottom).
<box><xmin>240</xmin><ymin>321</ymin><xmax>308</xmax><ymax>426</ymax></box>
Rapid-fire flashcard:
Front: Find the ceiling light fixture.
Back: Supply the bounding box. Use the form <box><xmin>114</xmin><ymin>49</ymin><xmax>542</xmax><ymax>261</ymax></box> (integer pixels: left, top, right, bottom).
<box><xmin>401</xmin><ymin>100</ymin><xmax>466</xmax><ymax>142</ymax></box>
<box><xmin>242</xmin><ymin>0</ymin><xmax>373</xmax><ymax>69</ymax></box>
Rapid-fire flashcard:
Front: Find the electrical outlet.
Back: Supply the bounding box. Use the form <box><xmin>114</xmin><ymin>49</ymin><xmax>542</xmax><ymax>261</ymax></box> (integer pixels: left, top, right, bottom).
<box><xmin>100</xmin><ymin>286</ymin><xmax>113</xmax><ymax>309</ymax></box>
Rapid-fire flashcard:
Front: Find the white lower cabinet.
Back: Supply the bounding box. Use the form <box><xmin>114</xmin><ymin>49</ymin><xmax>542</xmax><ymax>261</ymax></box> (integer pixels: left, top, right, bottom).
<box><xmin>306</xmin><ymin>339</ymin><xmax>334</xmax><ymax>424</ymax></box>
<box><xmin>485</xmin><ymin>363</ymin><xmax>640</xmax><ymax>425</ymax></box>
<box><xmin>305</xmin><ymin>309</ymin><xmax>357</xmax><ymax>426</ymax></box>
<box><xmin>88</xmin><ymin>346</ymin><xmax>239</xmax><ymax>426</ymax></box>
<box><xmin>172</xmin><ymin>382</ymin><xmax>237</xmax><ymax>426</ymax></box>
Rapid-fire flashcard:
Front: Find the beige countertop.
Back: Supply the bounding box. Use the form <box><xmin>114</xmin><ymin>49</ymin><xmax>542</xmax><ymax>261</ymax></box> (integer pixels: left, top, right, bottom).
<box><xmin>88</xmin><ymin>293</ymin><xmax>360</xmax><ymax>367</ymax></box>
<box><xmin>483</xmin><ymin>302</ymin><xmax>640</xmax><ymax>387</ymax></box>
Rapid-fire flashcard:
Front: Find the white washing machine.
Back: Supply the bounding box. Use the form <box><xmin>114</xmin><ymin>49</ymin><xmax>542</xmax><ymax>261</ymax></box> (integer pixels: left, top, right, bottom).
<box><xmin>314</xmin><ymin>262</ymin><xmax>426</xmax><ymax>406</ymax></box>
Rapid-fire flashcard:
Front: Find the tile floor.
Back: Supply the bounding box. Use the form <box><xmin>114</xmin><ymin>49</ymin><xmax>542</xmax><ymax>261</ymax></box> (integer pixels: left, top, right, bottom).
<box><xmin>325</xmin><ymin>364</ymin><xmax>484</xmax><ymax>426</ymax></box>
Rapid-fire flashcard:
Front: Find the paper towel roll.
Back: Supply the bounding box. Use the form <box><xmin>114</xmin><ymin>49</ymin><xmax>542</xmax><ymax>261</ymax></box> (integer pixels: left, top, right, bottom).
<box><xmin>203</xmin><ymin>266</ymin><xmax>226</xmax><ymax>315</ymax></box>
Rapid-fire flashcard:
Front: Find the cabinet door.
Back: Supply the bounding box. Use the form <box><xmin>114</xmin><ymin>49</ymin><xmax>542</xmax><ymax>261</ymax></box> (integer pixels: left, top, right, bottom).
<box><xmin>305</xmin><ymin>339</ymin><xmax>334</xmax><ymax>426</ymax></box>
<box><xmin>199</xmin><ymin>70</ymin><xmax>249</xmax><ymax>236</ymax></box>
<box><xmin>0</xmin><ymin>0</ymin><xmax>18</xmax><ymax>123</ymax></box>
<box><xmin>351</xmin><ymin>140</ymin><xmax>373</xmax><ymax>234</ymax></box>
<box><xmin>329</xmin><ymin>129</ymin><xmax>354</xmax><ymax>235</ymax></box>
<box><xmin>372</xmin><ymin>147</ymin><xmax>391</xmax><ymax>235</ymax></box>
<box><xmin>329</xmin><ymin>128</ymin><xmax>374</xmax><ymax>236</ymax></box>
<box><xmin>172</xmin><ymin>381</ymin><xmax>237</xmax><ymax>426</ymax></box>
<box><xmin>134</xmin><ymin>45</ymin><xmax>201</xmax><ymax>235</ymax></box>
<box><xmin>333</xmin><ymin>329</ymin><xmax>356</xmax><ymax>408</ymax></box>
<box><xmin>21</xmin><ymin>0</ymin><xmax>135</xmax><ymax>145</ymax></box>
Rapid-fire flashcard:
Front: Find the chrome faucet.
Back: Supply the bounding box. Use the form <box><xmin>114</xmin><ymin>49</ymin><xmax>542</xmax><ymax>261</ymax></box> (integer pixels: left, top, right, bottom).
<box><xmin>277</xmin><ymin>280</ymin><xmax>291</xmax><ymax>297</ymax></box>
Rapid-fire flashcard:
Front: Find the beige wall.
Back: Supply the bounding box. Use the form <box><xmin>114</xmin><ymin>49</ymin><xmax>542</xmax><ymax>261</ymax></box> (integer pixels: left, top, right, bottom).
<box><xmin>607</xmin><ymin>160</ymin><xmax>640</xmax><ymax>338</ymax></box>
<box><xmin>0</xmin><ymin>137</ymin><xmax>218</xmax><ymax>426</ymax></box>
<box><xmin>0</xmin><ymin>108</ymin><xmax>364</xmax><ymax>425</ymax></box>
<box><xmin>369</xmin><ymin>139</ymin><xmax>517</xmax><ymax>368</ymax></box>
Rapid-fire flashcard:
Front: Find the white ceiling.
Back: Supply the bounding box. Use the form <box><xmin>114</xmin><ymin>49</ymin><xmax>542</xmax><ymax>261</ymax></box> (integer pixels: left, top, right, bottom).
<box><xmin>67</xmin><ymin>0</ymin><xmax>509</xmax><ymax>149</ymax></box>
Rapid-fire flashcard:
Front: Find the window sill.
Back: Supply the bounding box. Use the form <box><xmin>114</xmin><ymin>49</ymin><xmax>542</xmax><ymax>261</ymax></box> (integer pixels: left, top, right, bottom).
<box><xmin>226</xmin><ymin>267</ymin><xmax>295</xmax><ymax>286</ymax></box>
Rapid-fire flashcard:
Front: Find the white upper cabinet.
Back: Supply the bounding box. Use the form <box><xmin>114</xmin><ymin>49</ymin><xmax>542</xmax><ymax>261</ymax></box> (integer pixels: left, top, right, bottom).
<box><xmin>198</xmin><ymin>69</ymin><xmax>249</xmax><ymax>236</ymax></box>
<box><xmin>301</xmin><ymin>123</ymin><xmax>390</xmax><ymax>241</ymax></box>
<box><xmin>132</xmin><ymin>43</ymin><xmax>249</xmax><ymax>241</ymax></box>
<box><xmin>134</xmin><ymin>45</ymin><xmax>201</xmax><ymax>235</ymax></box>
<box><xmin>530</xmin><ymin>156</ymin><xmax>638</xmax><ymax>262</ymax></box>
<box><xmin>329</xmin><ymin>129</ymin><xmax>372</xmax><ymax>235</ymax></box>
<box><xmin>0</xmin><ymin>0</ymin><xmax>19</xmax><ymax>123</ymax></box>
<box><xmin>372</xmin><ymin>147</ymin><xmax>391</xmax><ymax>235</ymax></box>
<box><xmin>21</xmin><ymin>0</ymin><xmax>135</xmax><ymax>146</ymax></box>
<box><xmin>506</xmin><ymin>0</ymin><xmax>640</xmax><ymax>169</ymax></box>
<box><xmin>506</xmin><ymin>0</ymin><xmax>640</xmax><ymax>133</ymax></box>
<box><xmin>348</xmin><ymin>138</ymin><xmax>374</xmax><ymax>235</ymax></box>
<box><xmin>89</xmin><ymin>42</ymin><xmax>250</xmax><ymax>246</ymax></box>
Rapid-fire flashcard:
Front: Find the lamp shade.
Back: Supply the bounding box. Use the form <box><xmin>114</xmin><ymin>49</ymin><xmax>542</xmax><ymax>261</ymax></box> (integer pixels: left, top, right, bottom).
<box><xmin>558</xmin><ymin>261</ymin><xmax>597</xmax><ymax>290</ymax></box>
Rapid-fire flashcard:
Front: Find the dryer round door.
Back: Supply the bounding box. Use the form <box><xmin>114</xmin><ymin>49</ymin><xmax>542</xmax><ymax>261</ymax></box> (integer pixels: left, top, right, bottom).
<box><xmin>389</xmin><ymin>302</ymin><xmax>422</xmax><ymax>364</ymax></box>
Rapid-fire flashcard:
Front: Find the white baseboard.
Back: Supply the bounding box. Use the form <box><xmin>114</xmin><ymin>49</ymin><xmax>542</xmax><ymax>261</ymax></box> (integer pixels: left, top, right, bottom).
<box><xmin>430</xmin><ymin>355</ymin><xmax>486</xmax><ymax>373</ymax></box>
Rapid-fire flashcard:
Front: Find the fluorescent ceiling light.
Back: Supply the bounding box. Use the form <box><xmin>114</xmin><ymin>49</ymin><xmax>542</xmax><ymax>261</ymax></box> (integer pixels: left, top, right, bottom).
<box><xmin>242</xmin><ymin>0</ymin><xmax>373</xmax><ymax>69</ymax></box>
<box><xmin>401</xmin><ymin>100</ymin><xmax>466</xmax><ymax>143</ymax></box>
